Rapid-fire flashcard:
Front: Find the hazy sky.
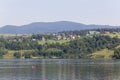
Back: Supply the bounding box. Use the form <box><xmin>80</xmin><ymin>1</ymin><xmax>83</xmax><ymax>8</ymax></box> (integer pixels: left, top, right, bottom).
<box><xmin>0</xmin><ymin>0</ymin><xmax>120</xmax><ymax>26</ymax></box>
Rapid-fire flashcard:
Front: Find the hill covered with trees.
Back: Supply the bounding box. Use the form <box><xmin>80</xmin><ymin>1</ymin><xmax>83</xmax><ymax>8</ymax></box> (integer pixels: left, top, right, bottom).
<box><xmin>0</xmin><ymin>30</ymin><xmax>120</xmax><ymax>59</ymax></box>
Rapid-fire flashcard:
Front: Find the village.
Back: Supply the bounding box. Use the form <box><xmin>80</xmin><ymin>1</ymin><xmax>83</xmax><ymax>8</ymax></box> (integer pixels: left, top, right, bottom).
<box><xmin>39</xmin><ymin>30</ymin><xmax>111</xmax><ymax>41</ymax></box>
<box><xmin>0</xmin><ymin>29</ymin><xmax>117</xmax><ymax>43</ymax></box>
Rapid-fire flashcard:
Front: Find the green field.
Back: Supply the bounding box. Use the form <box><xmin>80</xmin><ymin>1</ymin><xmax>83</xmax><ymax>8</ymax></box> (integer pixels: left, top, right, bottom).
<box><xmin>89</xmin><ymin>49</ymin><xmax>114</xmax><ymax>59</ymax></box>
<box><xmin>38</xmin><ymin>39</ymin><xmax>70</xmax><ymax>45</ymax></box>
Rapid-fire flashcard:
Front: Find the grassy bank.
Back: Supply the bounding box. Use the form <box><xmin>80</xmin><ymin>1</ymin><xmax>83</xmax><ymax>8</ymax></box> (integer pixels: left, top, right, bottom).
<box><xmin>3</xmin><ymin>50</ymin><xmax>33</xmax><ymax>59</ymax></box>
<box><xmin>89</xmin><ymin>49</ymin><xmax>114</xmax><ymax>59</ymax></box>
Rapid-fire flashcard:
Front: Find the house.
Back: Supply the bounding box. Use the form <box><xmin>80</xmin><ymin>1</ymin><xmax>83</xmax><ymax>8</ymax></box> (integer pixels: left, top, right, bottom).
<box><xmin>32</xmin><ymin>39</ymin><xmax>36</xmax><ymax>41</ymax></box>
<box><xmin>88</xmin><ymin>31</ymin><xmax>100</xmax><ymax>36</ymax></box>
<box><xmin>103</xmin><ymin>31</ymin><xmax>110</xmax><ymax>34</ymax></box>
<box><xmin>42</xmin><ymin>36</ymin><xmax>45</xmax><ymax>41</ymax></box>
<box><xmin>55</xmin><ymin>35</ymin><xmax>61</xmax><ymax>40</ymax></box>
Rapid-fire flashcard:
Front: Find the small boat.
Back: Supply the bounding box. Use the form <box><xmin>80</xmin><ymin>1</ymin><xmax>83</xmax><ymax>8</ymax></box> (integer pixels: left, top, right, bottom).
<box><xmin>32</xmin><ymin>65</ymin><xmax>38</xmax><ymax>69</ymax></box>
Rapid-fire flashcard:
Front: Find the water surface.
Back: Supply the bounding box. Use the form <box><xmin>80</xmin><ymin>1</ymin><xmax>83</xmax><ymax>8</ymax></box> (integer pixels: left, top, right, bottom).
<box><xmin>0</xmin><ymin>59</ymin><xmax>120</xmax><ymax>80</ymax></box>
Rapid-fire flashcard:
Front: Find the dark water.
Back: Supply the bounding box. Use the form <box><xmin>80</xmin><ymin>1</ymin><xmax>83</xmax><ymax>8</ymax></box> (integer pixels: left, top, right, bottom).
<box><xmin>0</xmin><ymin>59</ymin><xmax>120</xmax><ymax>80</ymax></box>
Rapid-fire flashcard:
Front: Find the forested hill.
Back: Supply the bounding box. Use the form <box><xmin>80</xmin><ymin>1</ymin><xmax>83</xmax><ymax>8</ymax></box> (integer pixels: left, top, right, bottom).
<box><xmin>0</xmin><ymin>34</ymin><xmax>120</xmax><ymax>59</ymax></box>
<box><xmin>0</xmin><ymin>21</ymin><xmax>118</xmax><ymax>34</ymax></box>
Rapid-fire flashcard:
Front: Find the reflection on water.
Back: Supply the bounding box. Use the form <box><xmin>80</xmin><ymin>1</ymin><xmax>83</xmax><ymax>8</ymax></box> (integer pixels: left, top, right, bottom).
<box><xmin>0</xmin><ymin>59</ymin><xmax>120</xmax><ymax>80</ymax></box>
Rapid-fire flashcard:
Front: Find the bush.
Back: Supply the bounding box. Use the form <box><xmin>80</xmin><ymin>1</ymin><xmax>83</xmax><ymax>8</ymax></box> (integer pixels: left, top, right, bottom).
<box><xmin>113</xmin><ymin>48</ymin><xmax>120</xmax><ymax>59</ymax></box>
<box><xmin>23</xmin><ymin>52</ymin><xmax>31</xmax><ymax>58</ymax></box>
<box><xmin>13</xmin><ymin>52</ymin><xmax>21</xmax><ymax>58</ymax></box>
<box><xmin>31</xmin><ymin>50</ymin><xmax>39</xmax><ymax>57</ymax></box>
<box><xmin>0</xmin><ymin>49</ymin><xmax>8</xmax><ymax>57</ymax></box>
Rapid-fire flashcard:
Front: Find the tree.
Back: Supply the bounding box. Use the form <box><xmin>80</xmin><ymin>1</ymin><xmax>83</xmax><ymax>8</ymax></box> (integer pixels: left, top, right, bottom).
<box><xmin>0</xmin><ymin>49</ymin><xmax>7</xmax><ymax>57</ymax></box>
<box><xmin>14</xmin><ymin>52</ymin><xmax>21</xmax><ymax>58</ymax></box>
<box><xmin>113</xmin><ymin>48</ymin><xmax>120</xmax><ymax>59</ymax></box>
<box><xmin>23</xmin><ymin>52</ymin><xmax>31</xmax><ymax>58</ymax></box>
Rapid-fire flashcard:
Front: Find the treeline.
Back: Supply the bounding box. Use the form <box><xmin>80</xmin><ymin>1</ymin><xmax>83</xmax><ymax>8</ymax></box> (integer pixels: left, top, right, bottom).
<box><xmin>31</xmin><ymin>34</ymin><xmax>54</xmax><ymax>40</ymax></box>
<box><xmin>0</xmin><ymin>33</ymin><xmax>120</xmax><ymax>59</ymax></box>
<box><xmin>0</xmin><ymin>38</ymin><xmax>39</xmax><ymax>50</ymax></box>
<box><xmin>38</xmin><ymin>36</ymin><xmax>120</xmax><ymax>58</ymax></box>
<box><xmin>60</xmin><ymin>28</ymin><xmax>120</xmax><ymax>36</ymax></box>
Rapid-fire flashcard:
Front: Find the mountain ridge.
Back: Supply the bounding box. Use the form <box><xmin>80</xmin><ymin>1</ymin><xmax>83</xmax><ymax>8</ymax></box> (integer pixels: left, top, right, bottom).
<box><xmin>0</xmin><ymin>21</ymin><xmax>119</xmax><ymax>34</ymax></box>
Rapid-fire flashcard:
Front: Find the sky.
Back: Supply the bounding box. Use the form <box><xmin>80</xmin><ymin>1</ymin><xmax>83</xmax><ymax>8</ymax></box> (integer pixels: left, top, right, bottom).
<box><xmin>0</xmin><ymin>0</ymin><xmax>120</xmax><ymax>26</ymax></box>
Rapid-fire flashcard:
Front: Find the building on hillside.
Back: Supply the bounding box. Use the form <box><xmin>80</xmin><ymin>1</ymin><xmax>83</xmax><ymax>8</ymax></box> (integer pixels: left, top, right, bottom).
<box><xmin>56</xmin><ymin>35</ymin><xmax>62</xmax><ymax>40</ymax></box>
<box><xmin>112</xmin><ymin>32</ymin><xmax>117</xmax><ymax>34</ymax></box>
<box><xmin>87</xmin><ymin>31</ymin><xmax>100</xmax><ymax>36</ymax></box>
<box><xmin>32</xmin><ymin>39</ymin><xmax>36</xmax><ymax>41</ymax></box>
<box><xmin>42</xmin><ymin>36</ymin><xmax>46</xmax><ymax>41</ymax></box>
<box><xmin>103</xmin><ymin>31</ymin><xmax>110</xmax><ymax>34</ymax></box>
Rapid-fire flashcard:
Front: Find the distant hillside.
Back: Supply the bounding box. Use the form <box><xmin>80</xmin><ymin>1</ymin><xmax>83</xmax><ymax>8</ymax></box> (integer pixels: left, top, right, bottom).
<box><xmin>0</xmin><ymin>21</ymin><xmax>118</xmax><ymax>34</ymax></box>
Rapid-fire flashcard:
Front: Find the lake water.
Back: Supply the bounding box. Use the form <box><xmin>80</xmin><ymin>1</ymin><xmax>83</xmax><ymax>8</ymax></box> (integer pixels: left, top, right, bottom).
<box><xmin>0</xmin><ymin>59</ymin><xmax>120</xmax><ymax>80</ymax></box>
